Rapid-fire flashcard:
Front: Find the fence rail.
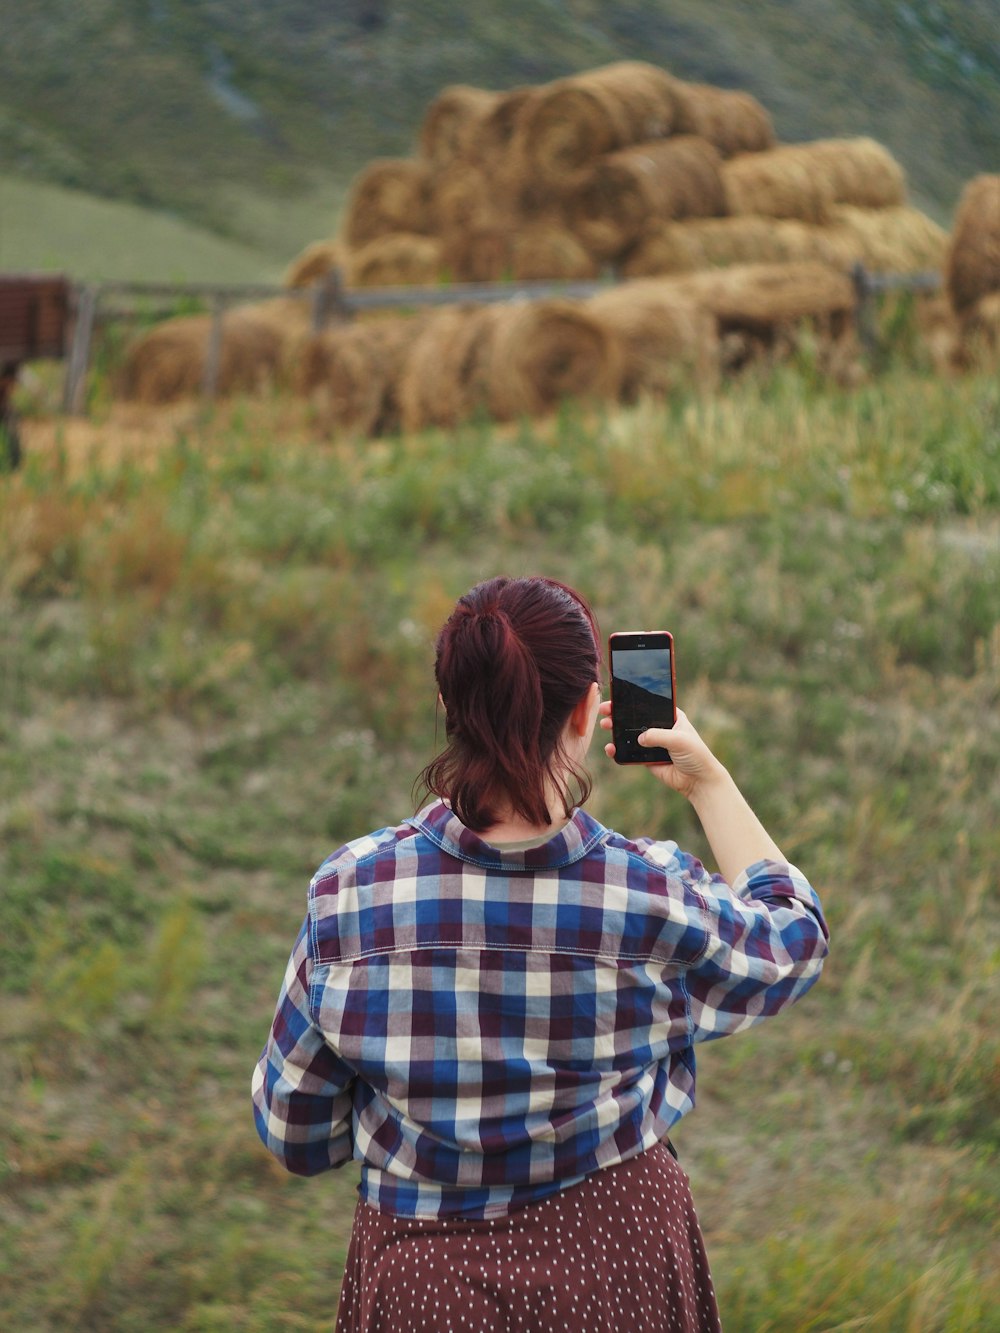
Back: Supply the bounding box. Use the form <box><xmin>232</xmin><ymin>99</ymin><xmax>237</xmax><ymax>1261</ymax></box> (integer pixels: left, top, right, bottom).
<box><xmin>50</xmin><ymin>263</ymin><xmax>944</xmax><ymax>414</ymax></box>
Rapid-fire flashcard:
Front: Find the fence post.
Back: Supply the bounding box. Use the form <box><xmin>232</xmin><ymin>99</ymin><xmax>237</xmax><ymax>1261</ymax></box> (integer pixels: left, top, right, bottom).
<box><xmin>63</xmin><ymin>283</ymin><xmax>99</xmax><ymax>415</ymax></box>
<box><xmin>311</xmin><ymin>267</ymin><xmax>347</xmax><ymax>332</ymax></box>
<box><xmin>852</xmin><ymin>263</ymin><xmax>878</xmax><ymax>358</ymax></box>
<box><xmin>202</xmin><ymin>294</ymin><xmax>225</xmax><ymax>398</ymax></box>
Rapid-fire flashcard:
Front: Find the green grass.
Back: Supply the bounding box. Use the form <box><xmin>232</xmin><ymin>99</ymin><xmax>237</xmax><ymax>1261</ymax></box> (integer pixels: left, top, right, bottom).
<box><xmin>0</xmin><ymin>174</ymin><xmax>288</xmax><ymax>283</ymax></box>
<box><xmin>1</xmin><ymin>361</ymin><xmax>998</xmax><ymax>1329</ymax></box>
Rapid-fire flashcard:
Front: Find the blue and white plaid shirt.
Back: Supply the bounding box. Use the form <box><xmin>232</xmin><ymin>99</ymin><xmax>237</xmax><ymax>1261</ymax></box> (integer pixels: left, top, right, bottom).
<box><xmin>252</xmin><ymin>798</ymin><xmax>828</xmax><ymax>1218</ymax></box>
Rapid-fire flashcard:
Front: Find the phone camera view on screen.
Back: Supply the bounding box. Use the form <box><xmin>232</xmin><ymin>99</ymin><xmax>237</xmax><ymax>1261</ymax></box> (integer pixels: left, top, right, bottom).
<box><xmin>609</xmin><ymin>632</ymin><xmax>676</xmax><ymax>764</ymax></box>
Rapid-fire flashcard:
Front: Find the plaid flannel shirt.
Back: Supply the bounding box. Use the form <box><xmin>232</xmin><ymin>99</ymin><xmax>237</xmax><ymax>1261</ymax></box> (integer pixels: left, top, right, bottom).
<box><xmin>252</xmin><ymin>798</ymin><xmax>828</xmax><ymax>1218</ymax></box>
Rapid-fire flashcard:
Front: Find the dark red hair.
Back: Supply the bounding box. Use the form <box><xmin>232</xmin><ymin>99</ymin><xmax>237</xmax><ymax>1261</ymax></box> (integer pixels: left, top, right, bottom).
<box><xmin>418</xmin><ymin>576</ymin><xmax>602</xmax><ymax>832</ymax></box>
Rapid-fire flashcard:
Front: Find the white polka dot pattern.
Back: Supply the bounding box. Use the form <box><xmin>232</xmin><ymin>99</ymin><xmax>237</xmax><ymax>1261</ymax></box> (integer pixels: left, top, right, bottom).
<box><xmin>334</xmin><ymin>1142</ymin><xmax>721</xmax><ymax>1332</ymax></box>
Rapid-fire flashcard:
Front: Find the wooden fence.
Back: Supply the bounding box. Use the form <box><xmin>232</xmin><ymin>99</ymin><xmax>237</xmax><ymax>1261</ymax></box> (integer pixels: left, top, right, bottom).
<box><xmin>55</xmin><ymin>263</ymin><xmax>943</xmax><ymax>414</ymax></box>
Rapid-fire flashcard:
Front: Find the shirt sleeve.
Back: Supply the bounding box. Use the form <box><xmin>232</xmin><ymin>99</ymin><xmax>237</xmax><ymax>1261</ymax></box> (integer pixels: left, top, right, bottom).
<box><xmin>675</xmin><ymin>851</ymin><xmax>830</xmax><ymax>1042</ymax></box>
<box><xmin>251</xmin><ymin>915</ymin><xmax>355</xmax><ymax>1175</ymax></box>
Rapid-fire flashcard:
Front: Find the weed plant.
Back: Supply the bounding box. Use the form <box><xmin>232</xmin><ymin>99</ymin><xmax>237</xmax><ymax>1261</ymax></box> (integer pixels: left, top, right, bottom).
<box><xmin>1</xmin><ymin>361</ymin><xmax>998</xmax><ymax>1330</ymax></box>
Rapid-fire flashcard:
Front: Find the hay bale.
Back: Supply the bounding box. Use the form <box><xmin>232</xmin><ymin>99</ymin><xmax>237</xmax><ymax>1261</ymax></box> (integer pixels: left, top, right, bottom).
<box><xmin>342</xmin><ymin>158</ymin><xmax>433</xmax><ymax>249</ymax></box>
<box><xmin>723</xmin><ymin>138</ymin><xmax>907</xmax><ymax>225</ymax></box>
<box><xmin>513</xmin><ymin>61</ymin><xmax>677</xmax><ymax>192</ymax></box>
<box><xmin>830</xmin><ymin>205</ymin><xmax>948</xmax><ymax>272</ymax></box>
<box><xmin>669</xmin><ymin>82</ymin><xmax>776</xmax><ymax>157</ymax></box>
<box><xmin>622</xmin><ymin>216</ymin><xmax>855</xmax><ymax>277</ymax></box>
<box><xmin>587</xmin><ymin>284</ymin><xmax>720</xmax><ymax>399</ymax></box>
<box><xmin>429</xmin><ymin>163</ymin><xmax>497</xmax><ymax>235</ymax></box>
<box><xmin>293</xmin><ymin>317</ymin><xmax>418</xmax><ymax>437</ymax></box>
<box><xmin>398</xmin><ymin>304</ymin><xmax>495</xmax><ymax>431</ymax></box>
<box><xmin>509</xmin><ymin>224</ymin><xmax>599</xmax><ymax>281</ymax></box>
<box><xmin>945</xmin><ymin>174</ymin><xmax>1000</xmax><ymax>316</ymax></box>
<box><xmin>664</xmin><ymin>262</ymin><xmax>856</xmax><ymax>334</ymax></box>
<box><xmin>785</xmin><ymin>137</ymin><xmax>907</xmax><ymax>209</ymax></box>
<box><xmin>569</xmin><ymin>137</ymin><xmax>727</xmax><ymax>260</ymax></box>
<box><xmin>635</xmin><ymin>264</ymin><xmax>858</xmax><ymax>376</ymax></box>
<box><xmin>118</xmin><ymin>298</ymin><xmax>309</xmax><ymax>404</ymax></box>
<box><xmin>439</xmin><ymin>225</ymin><xmax>513</xmax><ymax>283</ymax></box>
<box><xmin>484</xmin><ymin>298</ymin><xmax>624</xmax><ymax>421</ymax></box>
<box><xmin>466</xmin><ymin>86</ymin><xmax>537</xmax><ymax>164</ymax></box>
<box><xmin>420</xmin><ymin>85</ymin><xmax>503</xmax><ymax>166</ymax></box>
<box><xmin>345</xmin><ymin>233</ymin><xmax>445</xmax><ymax>287</ymax></box>
<box><xmin>723</xmin><ymin>149</ymin><xmax>834</xmax><ymax>224</ymax></box>
<box><xmin>284</xmin><ymin>239</ymin><xmax>348</xmax><ymax>288</ymax></box>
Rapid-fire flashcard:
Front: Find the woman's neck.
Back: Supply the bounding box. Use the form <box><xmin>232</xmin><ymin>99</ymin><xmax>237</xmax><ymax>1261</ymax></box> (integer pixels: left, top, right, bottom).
<box><xmin>477</xmin><ymin>810</ymin><xmax>572</xmax><ymax>844</ymax></box>
<box><xmin>475</xmin><ymin>775</ymin><xmax>574</xmax><ymax>843</ymax></box>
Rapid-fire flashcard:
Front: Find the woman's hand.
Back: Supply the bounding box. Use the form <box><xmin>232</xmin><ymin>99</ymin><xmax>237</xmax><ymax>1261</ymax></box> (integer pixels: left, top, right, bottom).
<box><xmin>600</xmin><ymin>700</ymin><xmax>786</xmax><ymax>882</ymax></box>
<box><xmin>599</xmin><ymin>703</ymin><xmax>727</xmax><ymax>802</ymax></box>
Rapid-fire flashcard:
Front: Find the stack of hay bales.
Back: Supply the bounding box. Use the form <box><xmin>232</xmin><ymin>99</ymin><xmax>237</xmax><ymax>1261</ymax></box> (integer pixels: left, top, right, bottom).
<box><xmin>302</xmin><ymin>297</ymin><xmax>626</xmax><ymax>436</ymax></box>
<box><xmin>295</xmin><ymin>261</ymin><xmax>855</xmax><ymax>436</ymax></box>
<box><xmin>118</xmin><ymin>299</ymin><xmax>311</xmax><ymax>404</ymax></box>
<box><xmin>944</xmin><ymin>175</ymin><xmax>1000</xmax><ymax>367</ymax></box>
<box><xmin>285</xmin><ymin>61</ymin><xmax>946</xmax><ymax>288</ymax></box>
<box><xmin>120</xmin><ymin>59</ymin><xmax>964</xmax><ymax>419</ymax></box>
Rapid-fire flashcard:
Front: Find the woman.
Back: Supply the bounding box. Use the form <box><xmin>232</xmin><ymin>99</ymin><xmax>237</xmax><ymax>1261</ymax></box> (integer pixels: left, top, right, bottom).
<box><xmin>253</xmin><ymin>575</ymin><xmax>829</xmax><ymax>1331</ymax></box>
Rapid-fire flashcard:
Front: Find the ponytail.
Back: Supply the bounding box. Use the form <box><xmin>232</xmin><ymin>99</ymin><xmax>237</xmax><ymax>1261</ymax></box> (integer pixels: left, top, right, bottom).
<box><xmin>418</xmin><ymin>577</ymin><xmax>601</xmax><ymax>831</ymax></box>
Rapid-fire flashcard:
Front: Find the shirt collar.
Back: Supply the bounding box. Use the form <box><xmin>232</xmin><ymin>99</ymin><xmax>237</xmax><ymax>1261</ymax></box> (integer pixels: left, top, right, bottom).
<box><xmin>406</xmin><ymin>798</ymin><xmax>607</xmax><ymax>871</ymax></box>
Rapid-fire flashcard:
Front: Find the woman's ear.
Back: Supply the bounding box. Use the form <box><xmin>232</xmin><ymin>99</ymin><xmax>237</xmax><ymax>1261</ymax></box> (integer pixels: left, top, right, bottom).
<box><xmin>570</xmin><ymin>681</ymin><xmax>601</xmax><ymax>737</ymax></box>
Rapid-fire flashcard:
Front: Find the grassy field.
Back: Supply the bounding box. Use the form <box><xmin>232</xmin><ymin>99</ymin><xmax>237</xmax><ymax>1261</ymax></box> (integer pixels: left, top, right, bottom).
<box><xmin>1</xmin><ymin>352</ymin><xmax>998</xmax><ymax>1330</ymax></box>
<box><xmin>0</xmin><ymin>175</ymin><xmax>290</xmax><ymax>284</ymax></box>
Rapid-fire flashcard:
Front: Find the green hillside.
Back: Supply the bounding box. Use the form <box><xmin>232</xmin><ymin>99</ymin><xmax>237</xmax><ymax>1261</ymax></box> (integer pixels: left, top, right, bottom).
<box><xmin>1</xmin><ymin>0</ymin><xmax>997</xmax><ymax>264</ymax></box>
<box><xmin>0</xmin><ymin>176</ymin><xmax>284</xmax><ymax>282</ymax></box>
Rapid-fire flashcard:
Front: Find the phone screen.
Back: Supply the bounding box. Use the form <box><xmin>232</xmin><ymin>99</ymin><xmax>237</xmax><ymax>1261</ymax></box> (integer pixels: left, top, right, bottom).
<box><xmin>609</xmin><ymin>631</ymin><xmax>676</xmax><ymax>764</ymax></box>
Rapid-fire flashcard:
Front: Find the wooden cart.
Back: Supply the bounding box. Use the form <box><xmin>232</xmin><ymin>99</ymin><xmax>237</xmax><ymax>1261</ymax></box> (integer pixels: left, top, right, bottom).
<box><xmin>0</xmin><ymin>273</ymin><xmax>71</xmax><ymax>467</ymax></box>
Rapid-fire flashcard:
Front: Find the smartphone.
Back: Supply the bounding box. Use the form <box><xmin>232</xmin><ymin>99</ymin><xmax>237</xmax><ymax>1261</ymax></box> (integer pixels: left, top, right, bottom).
<box><xmin>608</xmin><ymin>631</ymin><xmax>676</xmax><ymax>764</ymax></box>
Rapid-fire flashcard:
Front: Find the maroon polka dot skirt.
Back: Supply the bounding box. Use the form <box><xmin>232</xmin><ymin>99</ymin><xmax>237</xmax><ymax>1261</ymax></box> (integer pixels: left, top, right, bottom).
<box><xmin>334</xmin><ymin>1142</ymin><xmax>721</xmax><ymax>1332</ymax></box>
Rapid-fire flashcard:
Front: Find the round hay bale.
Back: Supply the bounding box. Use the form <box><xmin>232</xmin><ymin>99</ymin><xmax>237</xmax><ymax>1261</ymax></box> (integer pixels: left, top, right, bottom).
<box><xmin>284</xmin><ymin>239</ymin><xmax>348</xmax><ymax>288</ymax></box>
<box><xmin>829</xmin><ymin>205</ymin><xmax>948</xmax><ymax>272</ymax></box>
<box><xmin>398</xmin><ymin>304</ymin><xmax>495</xmax><ymax>431</ymax></box>
<box><xmin>669</xmin><ymin>82</ymin><xmax>776</xmax><ymax>157</ymax></box>
<box><xmin>513</xmin><ymin>61</ymin><xmax>677</xmax><ymax>192</ymax></box>
<box><xmin>439</xmin><ymin>225</ymin><xmax>513</xmax><ymax>283</ymax></box>
<box><xmin>587</xmin><ymin>284</ymin><xmax>720</xmax><ymax>399</ymax></box>
<box><xmin>945</xmin><ymin>174</ymin><xmax>1000</xmax><ymax>316</ymax></box>
<box><xmin>420</xmin><ymin>85</ymin><xmax>503</xmax><ymax>166</ymax></box>
<box><xmin>342</xmin><ymin>158</ymin><xmax>433</xmax><ymax>249</ymax></box>
<box><xmin>724</xmin><ymin>139</ymin><xmax>906</xmax><ymax>225</ymax></box>
<box><xmin>485</xmin><ymin>298</ymin><xmax>624</xmax><ymax>421</ymax></box>
<box><xmin>569</xmin><ymin>136</ymin><xmax>727</xmax><ymax>260</ymax></box>
<box><xmin>622</xmin><ymin>266</ymin><xmax>858</xmax><ymax>375</ymax></box>
<box><xmin>783</xmin><ymin>137</ymin><xmax>907</xmax><ymax>209</ymax></box>
<box><xmin>345</xmin><ymin>233</ymin><xmax>445</xmax><ymax>288</ymax></box>
<box><xmin>118</xmin><ymin>299</ymin><xmax>309</xmax><ymax>404</ymax></box>
<box><xmin>119</xmin><ymin>315</ymin><xmax>214</xmax><ymax>403</ymax></box>
<box><xmin>466</xmin><ymin>86</ymin><xmax>537</xmax><ymax>164</ymax></box>
<box><xmin>510</xmin><ymin>224</ymin><xmax>599</xmax><ymax>281</ymax></box>
<box><xmin>723</xmin><ymin>149</ymin><xmax>834</xmax><ymax>224</ymax></box>
<box><xmin>293</xmin><ymin>317</ymin><xmax>419</xmax><ymax>437</ymax></box>
<box><xmin>429</xmin><ymin>163</ymin><xmax>496</xmax><ymax>235</ymax></box>
<box><xmin>622</xmin><ymin>216</ymin><xmax>855</xmax><ymax>277</ymax></box>
<box><xmin>657</xmin><ymin>261</ymin><xmax>856</xmax><ymax>336</ymax></box>
<box><xmin>240</xmin><ymin>296</ymin><xmax>313</xmax><ymax>338</ymax></box>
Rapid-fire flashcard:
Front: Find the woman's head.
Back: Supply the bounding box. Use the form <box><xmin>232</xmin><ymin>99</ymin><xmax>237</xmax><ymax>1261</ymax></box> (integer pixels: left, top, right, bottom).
<box><xmin>419</xmin><ymin>576</ymin><xmax>602</xmax><ymax>832</ymax></box>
